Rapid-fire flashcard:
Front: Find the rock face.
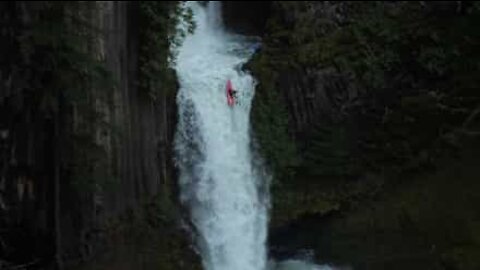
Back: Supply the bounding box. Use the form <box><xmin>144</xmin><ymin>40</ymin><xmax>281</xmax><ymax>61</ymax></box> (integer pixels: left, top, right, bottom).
<box><xmin>89</xmin><ymin>0</ymin><xmax>177</xmax><ymax>227</ymax></box>
<box><xmin>221</xmin><ymin>1</ymin><xmax>271</xmax><ymax>35</ymax></box>
<box><xmin>251</xmin><ymin>1</ymin><xmax>358</xmax><ymax>142</ymax></box>
<box><xmin>275</xmin><ymin>67</ymin><xmax>359</xmax><ymax>142</ymax></box>
<box><xmin>0</xmin><ymin>2</ymin><xmax>196</xmax><ymax>268</ymax></box>
<box><xmin>248</xmin><ymin>1</ymin><xmax>480</xmax><ymax>269</ymax></box>
<box><xmin>60</xmin><ymin>1</ymin><xmax>179</xmax><ymax>261</ymax></box>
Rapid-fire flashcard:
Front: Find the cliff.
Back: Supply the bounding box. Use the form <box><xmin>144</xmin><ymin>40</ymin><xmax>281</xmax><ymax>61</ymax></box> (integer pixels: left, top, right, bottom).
<box><xmin>2</xmin><ymin>1</ymin><xmax>480</xmax><ymax>269</ymax></box>
<box><xmin>241</xmin><ymin>1</ymin><xmax>480</xmax><ymax>269</ymax></box>
<box><xmin>0</xmin><ymin>2</ymin><xmax>199</xmax><ymax>269</ymax></box>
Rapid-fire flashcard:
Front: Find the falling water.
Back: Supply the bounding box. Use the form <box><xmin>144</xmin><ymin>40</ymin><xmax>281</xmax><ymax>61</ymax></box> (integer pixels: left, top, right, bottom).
<box><xmin>174</xmin><ymin>2</ymin><xmax>339</xmax><ymax>270</ymax></box>
<box><xmin>174</xmin><ymin>2</ymin><xmax>268</xmax><ymax>270</ymax></box>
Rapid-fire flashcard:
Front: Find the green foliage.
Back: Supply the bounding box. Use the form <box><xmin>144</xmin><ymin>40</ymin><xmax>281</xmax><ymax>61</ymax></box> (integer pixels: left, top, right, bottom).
<box><xmin>250</xmin><ymin>1</ymin><xmax>480</xmax><ymax>226</ymax></box>
<box><xmin>138</xmin><ymin>1</ymin><xmax>194</xmax><ymax>100</ymax></box>
<box><xmin>249</xmin><ymin>53</ymin><xmax>299</xmax><ymax>184</ymax></box>
<box><xmin>256</xmin><ymin>1</ymin><xmax>480</xmax><ymax>178</ymax></box>
<box><xmin>73</xmin><ymin>196</ymin><xmax>202</xmax><ymax>270</ymax></box>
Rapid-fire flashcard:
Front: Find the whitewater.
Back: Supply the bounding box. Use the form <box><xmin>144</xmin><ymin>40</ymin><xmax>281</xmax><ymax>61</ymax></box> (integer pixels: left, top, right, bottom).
<box><xmin>174</xmin><ymin>2</ymin><xmax>337</xmax><ymax>270</ymax></box>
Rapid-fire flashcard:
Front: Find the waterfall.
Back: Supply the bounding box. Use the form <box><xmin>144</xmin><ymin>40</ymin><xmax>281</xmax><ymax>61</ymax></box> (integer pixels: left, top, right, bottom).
<box><xmin>174</xmin><ymin>2</ymin><xmax>338</xmax><ymax>270</ymax></box>
<box><xmin>174</xmin><ymin>2</ymin><xmax>268</xmax><ymax>270</ymax></box>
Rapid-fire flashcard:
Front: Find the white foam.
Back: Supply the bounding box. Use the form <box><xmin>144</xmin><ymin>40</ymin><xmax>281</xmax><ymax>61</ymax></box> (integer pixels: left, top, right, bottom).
<box><xmin>174</xmin><ymin>2</ymin><xmax>268</xmax><ymax>270</ymax></box>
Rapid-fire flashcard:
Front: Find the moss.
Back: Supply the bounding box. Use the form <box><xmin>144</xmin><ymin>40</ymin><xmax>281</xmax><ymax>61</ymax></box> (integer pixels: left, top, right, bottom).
<box><xmin>251</xmin><ymin>3</ymin><xmax>480</xmax><ymax>268</ymax></box>
<box><xmin>272</xmin><ymin>140</ymin><xmax>480</xmax><ymax>270</ymax></box>
<box><xmin>251</xmin><ymin>0</ymin><xmax>480</xmax><ymax>222</ymax></box>
<box><xmin>71</xmin><ymin>196</ymin><xmax>202</xmax><ymax>270</ymax></box>
<box><xmin>271</xmin><ymin>187</ymin><xmax>341</xmax><ymax>226</ymax></box>
<box><xmin>138</xmin><ymin>1</ymin><xmax>194</xmax><ymax>100</ymax></box>
<box><xmin>249</xmin><ymin>52</ymin><xmax>300</xmax><ymax>183</ymax></box>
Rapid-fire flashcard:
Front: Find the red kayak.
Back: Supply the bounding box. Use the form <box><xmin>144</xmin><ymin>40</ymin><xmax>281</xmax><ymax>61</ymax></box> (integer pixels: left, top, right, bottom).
<box><xmin>226</xmin><ymin>79</ymin><xmax>235</xmax><ymax>106</ymax></box>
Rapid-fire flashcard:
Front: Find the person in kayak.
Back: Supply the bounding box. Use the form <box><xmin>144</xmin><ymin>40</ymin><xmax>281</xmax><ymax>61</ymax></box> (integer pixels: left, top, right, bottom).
<box><xmin>226</xmin><ymin>79</ymin><xmax>237</xmax><ymax>106</ymax></box>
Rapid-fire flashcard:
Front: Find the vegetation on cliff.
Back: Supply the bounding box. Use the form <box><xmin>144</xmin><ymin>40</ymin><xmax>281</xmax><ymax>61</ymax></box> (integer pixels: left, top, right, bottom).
<box><xmin>1</xmin><ymin>2</ymin><xmax>114</xmax><ymax>267</ymax></box>
<box><xmin>251</xmin><ymin>0</ymin><xmax>480</xmax><ymax>220</ymax></box>
<box><xmin>249</xmin><ymin>2</ymin><xmax>480</xmax><ymax>268</ymax></box>
<box><xmin>1</xmin><ymin>1</ymin><xmax>199</xmax><ymax>269</ymax></box>
<box><xmin>138</xmin><ymin>1</ymin><xmax>194</xmax><ymax>99</ymax></box>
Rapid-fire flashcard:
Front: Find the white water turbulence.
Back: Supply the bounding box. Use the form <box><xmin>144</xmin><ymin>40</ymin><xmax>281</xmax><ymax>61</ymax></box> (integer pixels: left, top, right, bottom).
<box><xmin>174</xmin><ymin>2</ymin><xmax>269</xmax><ymax>270</ymax></box>
<box><xmin>174</xmin><ymin>2</ymin><xmax>341</xmax><ymax>270</ymax></box>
